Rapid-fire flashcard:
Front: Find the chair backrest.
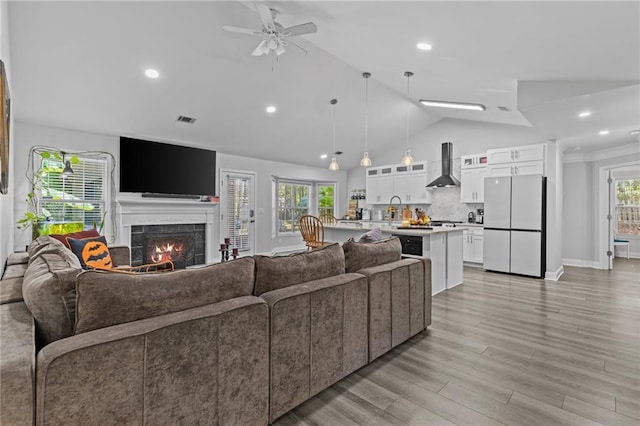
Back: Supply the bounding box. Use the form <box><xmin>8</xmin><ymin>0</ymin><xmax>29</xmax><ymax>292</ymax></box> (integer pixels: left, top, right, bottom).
<box><xmin>319</xmin><ymin>213</ymin><xmax>337</xmax><ymax>225</ymax></box>
<box><xmin>298</xmin><ymin>215</ymin><xmax>325</xmax><ymax>248</ymax></box>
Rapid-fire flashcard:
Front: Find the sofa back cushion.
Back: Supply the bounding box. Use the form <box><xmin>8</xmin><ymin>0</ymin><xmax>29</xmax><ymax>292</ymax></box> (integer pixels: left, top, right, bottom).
<box><xmin>22</xmin><ymin>240</ymin><xmax>82</xmax><ymax>345</ymax></box>
<box><xmin>27</xmin><ymin>235</ymin><xmax>68</xmax><ymax>258</ymax></box>
<box><xmin>253</xmin><ymin>243</ymin><xmax>345</xmax><ymax>296</ymax></box>
<box><xmin>343</xmin><ymin>237</ymin><xmax>402</xmax><ymax>273</ymax></box>
<box><xmin>74</xmin><ymin>256</ymin><xmax>256</xmax><ymax>334</ymax></box>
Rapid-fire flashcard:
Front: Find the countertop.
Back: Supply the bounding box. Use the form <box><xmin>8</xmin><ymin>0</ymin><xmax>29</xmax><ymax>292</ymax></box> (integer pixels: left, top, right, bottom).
<box><xmin>325</xmin><ymin>222</ymin><xmax>467</xmax><ymax>236</ymax></box>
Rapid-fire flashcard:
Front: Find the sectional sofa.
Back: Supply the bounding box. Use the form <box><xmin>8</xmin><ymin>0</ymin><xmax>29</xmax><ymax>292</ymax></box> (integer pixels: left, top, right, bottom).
<box><xmin>0</xmin><ymin>235</ymin><xmax>431</xmax><ymax>425</ymax></box>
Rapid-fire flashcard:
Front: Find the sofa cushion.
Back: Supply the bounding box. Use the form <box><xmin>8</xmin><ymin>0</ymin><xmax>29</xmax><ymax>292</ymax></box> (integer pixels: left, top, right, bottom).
<box><xmin>74</xmin><ymin>256</ymin><xmax>256</xmax><ymax>334</ymax></box>
<box><xmin>49</xmin><ymin>228</ymin><xmax>100</xmax><ymax>249</ymax></box>
<box><xmin>27</xmin><ymin>235</ymin><xmax>67</xmax><ymax>258</ymax></box>
<box><xmin>343</xmin><ymin>237</ymin><xmax>402</xmax><ymax>273</ymax></box>
<box><xmin>22</xmin><ymin>248</ymin><xmax>82</xmax><ymax>345</ymax></box>
<box><xmin>68</xmin><ymin>235</ymin><xmax>114</xmax><ymax>270</ymax></box>
<box><xmin>253</xmin><ymin>243</ymin><xmax>345</xmax><ymax>296</ymax></box>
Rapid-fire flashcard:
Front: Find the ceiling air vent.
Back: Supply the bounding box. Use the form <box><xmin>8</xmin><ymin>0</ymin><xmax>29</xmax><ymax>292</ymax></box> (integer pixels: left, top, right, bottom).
<box><xmin>176</xmin><ymin>115</ymin><xmax>197</xmax><ymax>124</ymax></box>
<box><xmin>334</xmin><ymin>151</ymin><xmax>343</xmax><ymax>155</ymax></box>
<box><xmin>497</xmin><ymin>106</ymin><xmax>511</xmax><ymax>112</ymax></box>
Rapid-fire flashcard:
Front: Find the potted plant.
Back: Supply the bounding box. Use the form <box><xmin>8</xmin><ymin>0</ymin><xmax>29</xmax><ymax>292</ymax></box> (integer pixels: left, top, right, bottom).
<box><xmin>17</xmin><ymin>148</ymin><xmax>83</xmax><ymax>240</ymax></box>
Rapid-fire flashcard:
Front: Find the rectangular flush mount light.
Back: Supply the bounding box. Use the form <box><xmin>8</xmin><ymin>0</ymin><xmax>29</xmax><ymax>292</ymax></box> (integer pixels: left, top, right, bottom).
<box><xmin>419</xmin><ymin>99</ymin><xmax>486</xmax><ymax>111</ymax></box>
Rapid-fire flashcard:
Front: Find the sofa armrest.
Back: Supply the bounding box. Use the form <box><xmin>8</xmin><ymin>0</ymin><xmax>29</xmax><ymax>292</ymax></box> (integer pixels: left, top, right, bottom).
<box><xmin>36</xmin><ymin>296</ymin><xmax>269</xmax><ymax>426</ymax></box>
<box><xmin>108</xmin><ymin>245</ymin><xmax>130</xmax><ymax>266</ymax></box>
<box><xmin>1</xmin><ymin>277</ymin><xmax>24</xmax><ymax>304</ymax></box>
<box><xmin>1</xmin><ymin>301</ymin><xmax>36</xmax><ymax>426</ymax></box>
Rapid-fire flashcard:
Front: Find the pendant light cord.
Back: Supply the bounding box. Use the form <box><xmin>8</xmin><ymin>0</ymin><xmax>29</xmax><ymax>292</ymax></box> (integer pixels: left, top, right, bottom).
<box><xmin>406</xmin><ymin>72</ymin><xmax>411</xmax><ymax>149</ymax></box>
<box><xmin>365</xmin><ymin>76</ymin><xmax>369</xmax><ymax>152</ymax></box>
<box><xmin>332</xmin><ymin>100</ymin><xmax>337</xmax><ymax>153</ymax></box>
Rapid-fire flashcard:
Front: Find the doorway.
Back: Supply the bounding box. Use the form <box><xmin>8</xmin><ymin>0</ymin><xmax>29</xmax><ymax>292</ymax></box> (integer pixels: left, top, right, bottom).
<box><xmin>220</xmin><ymin>170</ymin><xmax>256</xmax><ymax>256</ymax></box>
<box><xmin>598</xmin><ymin>162</ymin><xmax>640</xmax><ymax>269</ymax></box>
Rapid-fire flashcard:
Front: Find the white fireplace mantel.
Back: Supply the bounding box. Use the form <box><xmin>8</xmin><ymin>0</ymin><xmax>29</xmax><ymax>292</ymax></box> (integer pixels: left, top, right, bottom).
<box><xmin>117</xmin><ymin>198</ymin><xmax>218</xmax><ymax>264</ymax></box>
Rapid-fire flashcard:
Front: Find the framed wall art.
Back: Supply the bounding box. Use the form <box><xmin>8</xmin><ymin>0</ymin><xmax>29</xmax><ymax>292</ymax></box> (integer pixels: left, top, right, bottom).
<box><xmin>0</xmin><ymin>59</ymin><xmax>9</xmax><ymax>195</ymax></box>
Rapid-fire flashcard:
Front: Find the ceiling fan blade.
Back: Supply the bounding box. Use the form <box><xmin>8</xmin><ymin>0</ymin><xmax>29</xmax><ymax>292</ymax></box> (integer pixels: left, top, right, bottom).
<box><xmin>251</xmin><ymin>40</ymin><xmax>268</xmax><ymax>56</ymax></box>
<box><xmin>256</xmin><ymin>3</ymin><xmax>276</xmax><ymax>32</ymax></box>
<box><xmin>223</xmin><ymin>25</ymin><xmax>263</xmax><ymax>36</ymax></box>
<box><xmin>275</xmin><ymin>44</ymin><xmax>286</xmax><ymax>56</ymax></box>
<box><xmin>281</xmin><ymin>22</ymin><xmax>317</xmax><ymax>37</ymax></box>
<box><xmin>287</xmin><ymin>39</ymin><xmax>308</xmax><ymax>56</ymax></box>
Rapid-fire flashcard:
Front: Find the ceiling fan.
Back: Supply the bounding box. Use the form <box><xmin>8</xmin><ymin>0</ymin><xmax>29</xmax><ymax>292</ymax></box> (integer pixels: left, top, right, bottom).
<box><xmin>223</xmin><ymin>3</ymin><xmax>317</xmax><ymax>57</ymax></box>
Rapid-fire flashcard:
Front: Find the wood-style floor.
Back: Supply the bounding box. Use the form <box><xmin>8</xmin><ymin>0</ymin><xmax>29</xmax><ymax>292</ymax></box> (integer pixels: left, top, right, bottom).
<box><xmin>273</xmin><ymin>259</ymin><xmax>640</xmax><ymax>426</ymax></box>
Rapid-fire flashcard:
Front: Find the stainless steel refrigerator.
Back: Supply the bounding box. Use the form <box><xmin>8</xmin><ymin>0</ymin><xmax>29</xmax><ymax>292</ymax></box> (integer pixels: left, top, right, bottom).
<box><xmin>483</xmin><ymin>174</ymin><xmax>546</xmax><ymax>278</ymax></box>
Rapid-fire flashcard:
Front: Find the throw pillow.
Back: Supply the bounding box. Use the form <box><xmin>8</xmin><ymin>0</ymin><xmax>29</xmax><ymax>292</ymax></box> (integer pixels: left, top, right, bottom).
<box><xmin>68</xmin><ymin>235</ymin><xmax>114</xmax><ymax>270</ymax></box>
<box><xmin>50</xmin><ymin>228</ymin><xmax>100</xmax><ymax>249</ymax></box>
<box><xmin>343</xmin><ymin>237</ymin><xmax>402</xmax><ymax>273</ymax></box>
<box><xmin>358</xmin><ymin>228</ymin><xmax>383</xmax><ymax>243</ymax></box>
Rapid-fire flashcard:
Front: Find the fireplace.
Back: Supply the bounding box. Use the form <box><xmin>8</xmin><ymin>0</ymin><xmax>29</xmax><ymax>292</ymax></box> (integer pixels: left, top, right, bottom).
<box><xmin>130</xmin><ymin>224</ymin><xmax>206</xmax><ymax>269</ymax></box>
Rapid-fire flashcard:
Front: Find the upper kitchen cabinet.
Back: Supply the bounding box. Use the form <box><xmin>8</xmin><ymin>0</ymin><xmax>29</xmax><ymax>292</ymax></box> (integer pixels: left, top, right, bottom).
<box><xmin>366</xmin><ymin>162</ymin><xmax>431</xmax><ymax>204</ymax></box>
<box><xmin>394</xmin><ymin>162</ymin><xmax>431</xmax><ymax>204</ymax></box>
<box><xmin>366</xmin><ymin>165</ymin><xmax>394</xmax><ymax>204</ymax></box>
<box><xmin>460</xmin><ymin>153</ymin><xmax>487</xmax><ymax>203</ymax></box>
<box><xmin>487</xmin><ymin>144</ymin><xmax>545</xmax><ymax>177</ymax></box>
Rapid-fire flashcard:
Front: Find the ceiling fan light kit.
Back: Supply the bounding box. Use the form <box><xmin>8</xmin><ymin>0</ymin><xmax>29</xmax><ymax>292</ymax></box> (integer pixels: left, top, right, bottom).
<box><xmin>223</xmin><ymin>4</ymin><xmax>317</xmax><ymax>58</ymax></box>
<box><xmin>419</xmin><ymin>99</ymin><xmax>486</xmax><ymax>111</ymax></box>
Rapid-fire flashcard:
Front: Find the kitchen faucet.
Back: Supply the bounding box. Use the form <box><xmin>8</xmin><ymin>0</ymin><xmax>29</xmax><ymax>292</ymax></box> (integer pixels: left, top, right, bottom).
<box><xmin>387</xmin><ymin>195</ymin><xmax>402</xmax><ymax>226</ymax></box>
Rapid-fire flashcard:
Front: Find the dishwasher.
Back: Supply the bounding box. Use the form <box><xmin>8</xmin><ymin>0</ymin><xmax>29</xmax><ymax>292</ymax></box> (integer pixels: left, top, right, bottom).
<box><xmin>392</xmin><ymin>234</ymin><xmax>423</xmax><ymax>256</ymax></box>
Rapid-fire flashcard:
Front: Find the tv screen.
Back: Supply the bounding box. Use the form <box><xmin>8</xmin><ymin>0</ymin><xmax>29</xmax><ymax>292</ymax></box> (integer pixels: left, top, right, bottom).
<box><xmin>119</xmin><ymin>137</ymin><xmax>216</xmax><ymax>197</ymax></box>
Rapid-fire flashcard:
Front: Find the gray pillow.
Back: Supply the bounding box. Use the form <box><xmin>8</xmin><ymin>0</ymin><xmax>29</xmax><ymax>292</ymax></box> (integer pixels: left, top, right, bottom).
<box><xmin>343</xmin><ymin>237</ymin><xmax>402</xmax><ymax>273</ymax></box>
<box><xmin>254</xmin><ymin>243</ymin><xmax>345</xmax><ymax>296</ymax></box>
<box><xmin>358</xmin><ymin>228</ymin><xmax>383</xmax><ymax>243</ymax></box>
<box><xmin>74</xmin><ymin>257</ymin><xmax>256</xmax><ymax>334</ymax></box>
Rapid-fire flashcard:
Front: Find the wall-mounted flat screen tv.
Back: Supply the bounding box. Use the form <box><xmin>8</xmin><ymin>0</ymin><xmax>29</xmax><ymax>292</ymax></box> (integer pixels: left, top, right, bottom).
<box><xmin>119</xmin><ymin>137</ymin><xmax>216</xmax><ymax>197</ymax></box>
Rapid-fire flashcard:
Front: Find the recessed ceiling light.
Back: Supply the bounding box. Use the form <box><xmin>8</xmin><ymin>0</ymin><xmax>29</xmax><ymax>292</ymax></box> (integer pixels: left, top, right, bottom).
<box><xmin>577</xmin><ymin>111</ymin><xmax>591</xmax><ymax>118</ymax></box>
<box><xmin>599</xmin><ymin>130</ymin><xmax>610</xmax><ymax>135</ymax></box>
<box><xmin>416</xmin><ymin>42</ymin><xmax>432</xmax><ymax>51</ymax></box>
<box><xmin>144</xmin><ymin>69</ymin><xmax>159</xmax><ymax>79</ymax></box>
<box><xmin>320</xmin><ymin>154</ymin><xmax>328</xmax><ymax>159</ymax></box>
<box><xmin>420</xmin><ymin>99</ymin><xmax>486</xmax><ymax>111</ymax></box>
<box><xmin>266</xmin><ymin>105</ymin><xmax>277</xmax><ymax>113</ymax></box>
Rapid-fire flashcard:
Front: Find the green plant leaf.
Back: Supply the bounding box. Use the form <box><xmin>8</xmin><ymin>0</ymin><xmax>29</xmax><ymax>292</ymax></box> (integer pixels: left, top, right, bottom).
<box><xmin>70</xmin><ymin>156</ymin><xmax>80</xmax><ymax>164</ymax></box>
<box><xmin>40</xmin><ymin>152</ymin><xmax>51</xmax><ymax>159</ymax></box>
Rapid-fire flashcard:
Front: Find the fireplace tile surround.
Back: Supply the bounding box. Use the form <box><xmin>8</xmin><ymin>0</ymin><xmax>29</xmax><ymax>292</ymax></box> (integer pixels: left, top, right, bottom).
<box><xmin>117</xmin><ymin>198</ymin><xmax>217</xmax><ymax>265</ymax></box>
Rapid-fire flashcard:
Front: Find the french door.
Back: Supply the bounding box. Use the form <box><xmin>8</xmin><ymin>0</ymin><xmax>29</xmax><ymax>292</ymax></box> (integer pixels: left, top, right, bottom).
<box><xmin>220</xmin><ymin>170</ymin><xmax>256</xmax><ymax>255</ymax></box>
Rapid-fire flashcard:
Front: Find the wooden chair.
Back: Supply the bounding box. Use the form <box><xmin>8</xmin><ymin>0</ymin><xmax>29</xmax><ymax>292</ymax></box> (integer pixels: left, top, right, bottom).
<box><xmin>298</xmin><ymin>215</ymin><xmax>330</xmax><ymax>250</ymax></box>
<box><xmin>318</xmin><ymin>213</ymin><xmax>337</xmax><ymax>226</ymax></box>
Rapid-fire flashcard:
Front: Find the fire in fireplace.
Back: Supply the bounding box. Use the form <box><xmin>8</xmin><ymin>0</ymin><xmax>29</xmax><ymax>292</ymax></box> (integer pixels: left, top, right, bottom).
<box><xmin>131</xmin><ymin>224</ymin><xmax>205</xmax><ymax>269</ymax></box>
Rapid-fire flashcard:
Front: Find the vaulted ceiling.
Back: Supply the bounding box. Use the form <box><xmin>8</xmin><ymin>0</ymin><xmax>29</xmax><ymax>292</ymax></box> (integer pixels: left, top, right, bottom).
<box><xmin>8</xmin><ymin>1</ymin><xmax>640</xmax><ymax>168</ymax></box>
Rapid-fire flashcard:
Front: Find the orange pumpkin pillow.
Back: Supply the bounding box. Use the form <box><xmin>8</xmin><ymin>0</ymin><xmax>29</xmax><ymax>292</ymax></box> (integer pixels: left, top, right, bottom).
<box><xmin>67</xmin><ymin>236</ymin><xmax>114</xmax><ymax>270</ymax></box>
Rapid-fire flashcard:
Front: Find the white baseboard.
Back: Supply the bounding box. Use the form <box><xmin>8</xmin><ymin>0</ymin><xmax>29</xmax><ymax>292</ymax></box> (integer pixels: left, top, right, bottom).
<box><xmin>545</xmin><ymin>265</ymin><xmax>564</xmax><ymax>281</ymax></box>
<box><xmin>562</xmin><ymin>258</ymin><xmax>600</xmax><ymax>269</ymax></box>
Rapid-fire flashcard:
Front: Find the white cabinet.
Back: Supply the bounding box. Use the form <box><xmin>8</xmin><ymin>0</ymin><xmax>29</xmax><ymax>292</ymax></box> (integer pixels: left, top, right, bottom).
<box><xmin>447</xmin><ymin>231</ymin><xmax>464</xmax><ymax>288</ymax></box>
<box><xmin>428</xmin><ymin>232</ymin><xmax>447</xmax><ymax>295</ymax></box>
<box><xmin>487</xmin><ymin>160</ymin><xmax>544</xmax><ymax>177</ymax></box>
<box><xmin>487</xmin><ymin>144</ymin><xmax>545</xmax><ymax>177</ymax></box>
<box><xmin>366</xmin><ymin>166</ymin><xmax>394</xmax><ymax>204</ymax></box>
<box><xmin>394</xmin><ymin>162</ymin><xmax>431</xmax><ymax>204</ymax></box>
<box><xmin>461</xmin><ymin>153</ymin><xmax>487</xmax><ymax>203</ymax></box>
<box><xmin>463</xmin><ymin>228</ymin><xmax>484</xmax><ymax>264</ymax></box>
<box><xmin>366</xmin><ymin>162</ymin><xmax>431</xmax><ymax>204</ymax></box>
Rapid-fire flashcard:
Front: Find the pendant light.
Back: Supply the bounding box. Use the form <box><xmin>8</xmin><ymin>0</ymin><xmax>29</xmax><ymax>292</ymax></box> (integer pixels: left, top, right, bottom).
<box><xmin>61</xmin><ymin>152</ymin><xmax>74</xmax><ymax>177</ymax></box>
<box><xmin>329</xmin><ymin>99</ymin><xmax>339</xmax><ymax>171</ymax></box>
<box><xmin>400</xmin><ymin>71</ymin><xmax>415</xmax><ymax>166</ymax></box>
<box><xmin>360</xmin><ymin>72</ymin><xmax>372</xmax><ymax>167</ymax></box>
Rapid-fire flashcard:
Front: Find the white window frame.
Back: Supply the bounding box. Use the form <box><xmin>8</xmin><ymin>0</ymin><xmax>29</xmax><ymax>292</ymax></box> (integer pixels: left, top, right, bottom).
<box><xmin>273</xmin><ymin>178</ymin><xmax>337</xmax><ymax>237</ymax></box>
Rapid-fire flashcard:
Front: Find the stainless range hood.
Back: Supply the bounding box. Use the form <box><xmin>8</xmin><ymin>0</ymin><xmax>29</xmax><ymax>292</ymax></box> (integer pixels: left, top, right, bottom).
<box><xmin>427</xmin><ymin>142</ymin><xmax>460</xmax><ymax>187</ymax></box>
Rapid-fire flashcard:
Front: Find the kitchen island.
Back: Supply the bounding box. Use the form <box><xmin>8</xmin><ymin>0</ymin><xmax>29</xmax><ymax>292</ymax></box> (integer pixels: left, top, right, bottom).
<box><xmin>324</xmin><ymin>222</ymin><xmax>464</xmax><ymax>295</ymax></box>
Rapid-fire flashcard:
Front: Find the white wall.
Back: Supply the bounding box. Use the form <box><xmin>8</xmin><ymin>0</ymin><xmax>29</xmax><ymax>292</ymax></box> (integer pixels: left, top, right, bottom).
<box><xmin>0</xmin><ymin>0</ymin><xmax>14</xmax><ymax>274</ymax></box>
<box><xmin>562</xmin><ymin>162</ymin><xmax>594</xmax><ymax>265</ymax></box>
<box><xmin>13</xmin><ymin>121</ymin><xmax>345</xmax><ymax>255</ymax></box>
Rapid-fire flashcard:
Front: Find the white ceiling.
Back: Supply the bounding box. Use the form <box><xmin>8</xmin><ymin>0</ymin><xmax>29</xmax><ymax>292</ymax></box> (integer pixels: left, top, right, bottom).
<box><xmin>8</xmin><ymin>1</ymin><xmax>640</xmax><ymax>169</ymax></box>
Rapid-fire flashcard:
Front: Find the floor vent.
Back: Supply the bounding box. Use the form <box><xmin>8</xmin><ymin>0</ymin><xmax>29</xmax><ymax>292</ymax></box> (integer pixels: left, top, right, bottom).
<box><xmin>176</xmin><ymin>115</ymin><xmax>197</xmax><ymax>124</ymax></box>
